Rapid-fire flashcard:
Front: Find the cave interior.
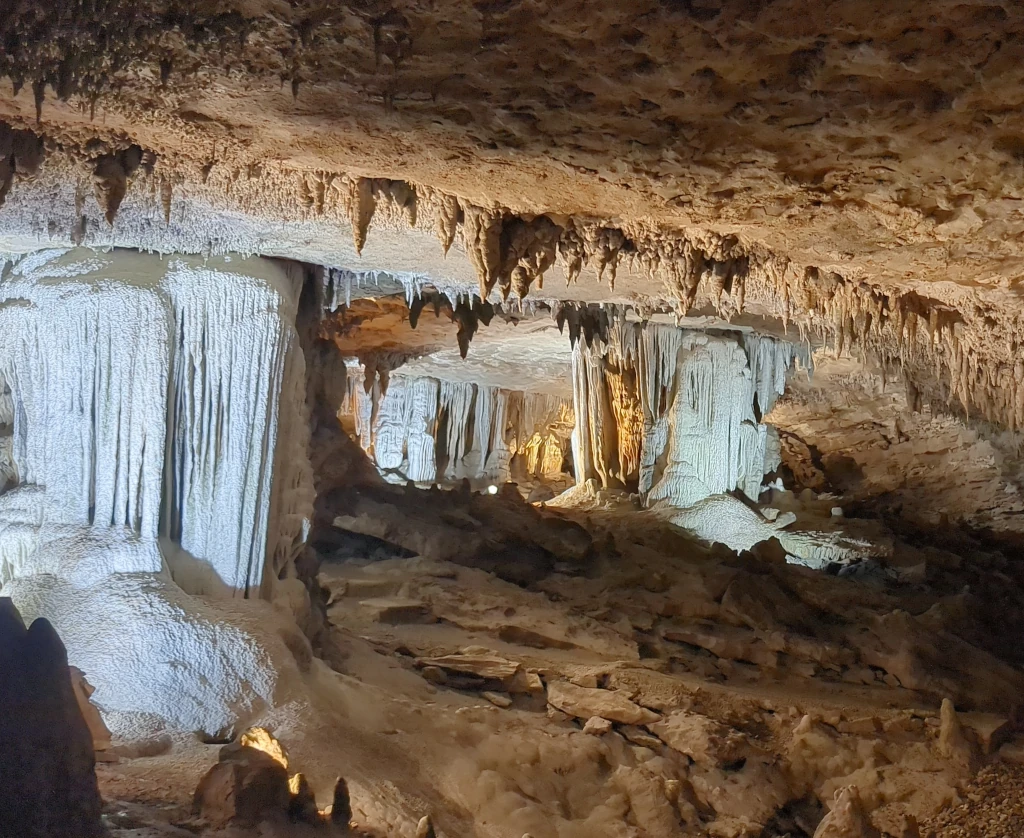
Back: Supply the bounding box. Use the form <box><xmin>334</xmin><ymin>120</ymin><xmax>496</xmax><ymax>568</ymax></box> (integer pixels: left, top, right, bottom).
<box><xmin>4</xmin><ymin>3</ymin><xmax>1024</xmax><ymax>837</ymax></box>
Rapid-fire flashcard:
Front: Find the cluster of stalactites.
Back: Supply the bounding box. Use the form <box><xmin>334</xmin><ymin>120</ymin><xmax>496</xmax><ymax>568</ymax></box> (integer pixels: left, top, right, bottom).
<box><xmin>323</xmin><ymin>176</ymin><xmax>1017</xmax><ymax>429</ymax></box>
<box><xmin>407</xmin><ymin>290</ymin><xmax>496</xmax><ymax>359</ymax></box>
<box><xmin>1</xmin><ymin>120</ymin><xmax>174</xmax><ymax>231</ymax></box>
<box><xmin>316</xmin><ymin>175</ymin><xmax>639</xmax><ymax>302</ymax></box>
<box><xmin>342</xmin><ymin>366</ymin><xmax>573</xmax><ymax>485</ymax></box>
<box><xmin>402</xmin><ymin>288</ymin><xmax>548</xmax><ymax>358</ymax></box>
<box><xmin>7</xmin><ymin>128</ymin><xmax>1014</xmax><ymax>430</ymax></box>
<box><xmin>744</xmin><ymin>264</ymin><xmax>1012</xmax><ymax>425</ymax></box>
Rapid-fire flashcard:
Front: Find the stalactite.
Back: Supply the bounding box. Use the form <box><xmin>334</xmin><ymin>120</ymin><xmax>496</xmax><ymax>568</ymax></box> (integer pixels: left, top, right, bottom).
<box><xmin>422</xmin><ymin>187</ymin><xmax>460</xmax><ymax>255</ymax></box>
<box><xmin>557</xmin><ymin>221</ymin><xmax>586</xmax><ymax>285</ymax></box>
<box><xmin>498</xmin><ymin>215</ymin><xmax>561</xmax><ymax>299</ymax></box>
<box><xmin>347</xmin><ymin>177</ymin><xmax>376</xmax><ymax>255</ymax></box>
<box><xmin>462</xmin><ymin>205</ymin><xmax>503</xmax><ymax>299</ymax></box>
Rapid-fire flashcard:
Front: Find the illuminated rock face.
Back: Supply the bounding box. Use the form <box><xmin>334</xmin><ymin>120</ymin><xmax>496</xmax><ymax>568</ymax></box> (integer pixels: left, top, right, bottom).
<box><xmin>0</xmin><ymin>249</ymin><xmax>312</xmax><ymax>736</ymax></box>
<box><xmin>571</xmin><ymin>322</ymin><xmax>809</xmax><ymax>506</ymax></box>
<box><xmin>0</xmin><ymin>248</ymin><xmax>312</xmax><ymax>595</ymax></box>
<box><xmin>343</xmin><ymin>367</ymin><xmax>573</xmax><ymax>487</ymax></box>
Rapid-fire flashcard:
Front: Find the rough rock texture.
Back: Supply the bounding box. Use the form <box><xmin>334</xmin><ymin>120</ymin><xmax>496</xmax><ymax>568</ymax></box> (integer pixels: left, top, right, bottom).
<box><xmin>0</xmin><ymin>598</ymin><xmax>104</xmax><ymax>838</ymax></box>
<box><xmin>193</xmin><ymin>746</ymin><xmax>291</xmax><ymax>829</ymax></box>
<box><xmin>5</xmin><ymin>5</ymin><xmax>1024</xmax><ymax>430</ymax></box>
<box><xmin>546</xmin><ymin>680</ymin><xmax>661</xmax><ymax>726</ymax></box>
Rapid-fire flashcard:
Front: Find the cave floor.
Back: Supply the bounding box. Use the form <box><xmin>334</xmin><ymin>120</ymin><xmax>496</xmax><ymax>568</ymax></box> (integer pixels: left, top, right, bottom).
<box><xmin>89</xmin><ymin>489</ymin><xmax>1024</xmax><ymax>838</ymax></box>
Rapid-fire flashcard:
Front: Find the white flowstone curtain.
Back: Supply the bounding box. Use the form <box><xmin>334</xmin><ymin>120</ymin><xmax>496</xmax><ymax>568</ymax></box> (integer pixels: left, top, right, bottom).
<box><xmin>0</xmin><ymin>249</ymin><xmax>311</xmax><ymax>596</ymax></box>
<box><xmin>572</xmin><ymin>322</ymin><xmax>809</xmax><ymax>509</ymax></box>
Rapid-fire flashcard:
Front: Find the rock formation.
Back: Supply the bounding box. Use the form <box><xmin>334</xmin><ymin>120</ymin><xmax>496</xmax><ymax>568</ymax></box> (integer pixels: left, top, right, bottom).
<box><xmin>0</xmin><ymin>598</ymin><xmax>104</xmax><ymax>838</ymax></box>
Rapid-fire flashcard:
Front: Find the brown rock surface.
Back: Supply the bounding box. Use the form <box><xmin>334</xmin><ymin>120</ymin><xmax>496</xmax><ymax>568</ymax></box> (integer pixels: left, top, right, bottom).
<box><xmin>0</xmin><ymin>598</ymin><xmax>104</xmax><ymax>838</ymax></box>
<box><xmin>546</xmin><ymin>680</ymin><xmax>661</xmax><ymax>726</ymax></box>
<box><xmin>649</xmin><ymin>710</ymin><xmax>753</xmax><ymax>767</ymax></box>
<box><xmin>192</xmin><ymin>745</ymin><xmax>291</xmax><ymax>828</ymax></box>
<box><xmin>813</xmin><ymin>786</ymin><xmax>881</xmax><ymax>838</ymax></box>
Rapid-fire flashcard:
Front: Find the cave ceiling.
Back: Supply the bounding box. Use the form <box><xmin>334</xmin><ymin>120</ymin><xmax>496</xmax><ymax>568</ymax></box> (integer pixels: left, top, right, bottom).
<box><xmin>4</xmin><ymin>1</ymin><xmax>1024</xmax><ymax>424</ymax></box>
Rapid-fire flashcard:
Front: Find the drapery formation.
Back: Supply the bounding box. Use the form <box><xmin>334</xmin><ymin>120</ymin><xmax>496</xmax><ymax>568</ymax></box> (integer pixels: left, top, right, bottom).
<box><xmin>571</xmin><ymin>321</ymin><xmax>810</xmax><ymax>507</ymax></box>
<box><xmin>0</xmin><ymin>249</ymin><xmax>312</xmax><ymax>596</ymax></box>
<box><xmin>343</xmin><ymin>367</ymin><xmax>573</xmax><ymax>486</ymax></box>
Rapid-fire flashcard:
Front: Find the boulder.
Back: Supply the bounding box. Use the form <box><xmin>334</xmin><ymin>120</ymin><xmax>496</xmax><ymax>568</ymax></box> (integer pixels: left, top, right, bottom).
<box><xmin>849</xmin><ymin>610</ymin><xmax>1024</xmax><ymax>711</ymax></box>
<box><xmin>546</xmin><ymin>680</ymin><xmax>661</xmax><ymax>725</ymax></box>
<box><xmin>193</xmin><ymin>746</ymin><xmax>290</xmax><ymax>828</ymax></box>
<box><xmin>418</xmin><ymin>653</ymin><xmax>521</xmax><ymax>681</ymax></box>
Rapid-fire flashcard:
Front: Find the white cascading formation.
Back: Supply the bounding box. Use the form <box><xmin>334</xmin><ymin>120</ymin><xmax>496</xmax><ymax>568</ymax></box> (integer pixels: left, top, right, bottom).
<box><xmin>343</xmin><ymin>366</ymin><xmax>573</xmax><ymax>486</ymax></box>
<box><xmin>0</xmin><ymin>248</ymin><xmax>312</xmax><ymax>595</ymax></box>
<box><xmin>0</xmin><ymin>248</ymin><xmax>315</xmax><ymax>735</ymax></box>
<box><xmin>571</xmin><ymin>321</ymin><xmax>809</xmax><ymax>506</ymax></box>
<box><xmin>570</xmin><ymin>321</ymin><xmax>877</xmax><ymax>566</ymax></box>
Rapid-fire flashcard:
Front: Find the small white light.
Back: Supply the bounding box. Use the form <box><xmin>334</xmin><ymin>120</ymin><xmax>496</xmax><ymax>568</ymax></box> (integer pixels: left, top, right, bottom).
<box><xmin>487</xmin><ymin>484</ymin><xmax>498</xmax><ymax>495</ymax></box>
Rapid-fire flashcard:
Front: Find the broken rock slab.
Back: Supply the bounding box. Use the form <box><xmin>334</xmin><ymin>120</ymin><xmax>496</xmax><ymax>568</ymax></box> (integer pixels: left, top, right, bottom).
<box><xmin>359</xmin><ymin>597</ymin><xmax>435</xmax><ymax>624</ymax></box>
<box><xmin>546</xmin><ymin>680</ymin><xmax>661</xmax><ymax>726</ymax></box>
<box><xmin>417</xmin><ymin>653</ymin><xmax>521</xmax><ymax>681</ymax></box>
<box><xmin>959</xmin><ymin>711</ymin><xmax>1012</xmax><ymax>755</ymax></box>
<box><xmin>649</xmin><ymin>711</ymin><xmax>753</xmax><ymax>767</ymax></box>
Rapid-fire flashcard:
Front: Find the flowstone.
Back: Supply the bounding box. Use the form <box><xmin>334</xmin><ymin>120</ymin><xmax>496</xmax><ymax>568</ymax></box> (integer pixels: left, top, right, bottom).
<box><xmin>0</xmin><ymin>249</ymin><xmax>314</xmax><ymax>735</ymax></box>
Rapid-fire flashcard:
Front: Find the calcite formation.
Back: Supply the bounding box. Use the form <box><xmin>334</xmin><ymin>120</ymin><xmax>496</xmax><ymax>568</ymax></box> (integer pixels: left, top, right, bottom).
<box><xmin>343</xmin><ymin>364</ymin><xmax>573</xmax><ymax>486</ymax></box>
<box><xmin>0</xmin><ymin>248</ymin><xmax>312</xmax><ymax>736</ymax></box>
<box><xmin>0</xmin><ymin>248</ymin><xmax>312</xmax><ymax>594</ymax></box>
<box><xmin>570</xmin><ymin>319</ymin><xmax>809</xmax><ymax>503</ymax></box>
